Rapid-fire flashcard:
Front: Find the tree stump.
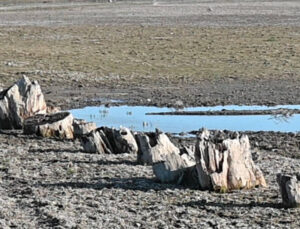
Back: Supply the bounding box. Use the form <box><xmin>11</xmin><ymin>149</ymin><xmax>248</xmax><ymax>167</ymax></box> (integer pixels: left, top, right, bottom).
<box><xmin>24</xmin><ymin>112</ymin><xmax>74</xmax><ymax>139</ymax></box>
<box><xmin>73</xmin><ymin>119</ymin><xmax>97</xmax><ymax>137</ymax></box>
<box><xmin>153</xmin><ymin>150</ymin><xmax>196</xmax><ymax>185</ymax></box>
<box><xmin>135</xmin><ymin>129</ymin><xmax>180</xmax><ymax>165</ymax></box>
<box><xmin>277</xmin><ymin>173</ymin><xmax>300</xmax><ymax>208</ymax></box>
<box><xmin>80</xmin><ymin>128</ymin><xmax>114</xmax><ymax>154</ymax></box>
<box><xmin>152</xmin><ymin>141</ymin><xmax>198</xmax><ymax>187</ymax></box>
<box><xmin>0</xmin><ymin>76</ymin><xmax>47</xmax><ymax>129</ymax></box>
<box><xmin>80</xmin><ymin>126</ymin><xmax>138</xmax><ymax>154</ymax></box>
<box><xmin>195</xmin><ymin>129</ymin><xmax>267</xmax><ymax>192</ymax></box>
<box><xmin>102</xmin><ymin>127</ymin><xmax>138</xmax><ymax>154</ymax></box>
<box><xmin>180</xmin><ymin>165</ymin><xmax>199</xmax><ymax>188</ymax></box>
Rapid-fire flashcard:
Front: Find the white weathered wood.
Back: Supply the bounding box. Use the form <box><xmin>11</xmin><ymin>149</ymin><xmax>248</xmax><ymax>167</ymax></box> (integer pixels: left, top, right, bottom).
<box><xmin>153</xmin><ymin>150</ymin><xmax>196</xmax><ymax>185</ymax></box>
<box><xmin>24</xmin><ymin>112</ymin><xmax>74</xmax><ymax>139</ymax></box>
<box><xmin>195</xmin><ymin>129</ymin><xmax>267</xmax><ymax>192</ymax></box>
<box><xmin>277</xmin><ymin>174</ymin><xmax>300</xmax><ymax>208</ymax></box>
<box><xmin>135</xmin><ymin>129</ymin><xmax>180</xmax><ymax>165</ymax></box>
<box><xmin>0</xmin><ymin>76</ymin><xmax>47</xmax><ymax>129</ymax></box>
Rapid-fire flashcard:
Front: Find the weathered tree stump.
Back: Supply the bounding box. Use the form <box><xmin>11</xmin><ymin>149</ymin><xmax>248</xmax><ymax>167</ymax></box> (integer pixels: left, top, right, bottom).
<box><xmin>24</xmin><ymin>112</ymin><xmax>74</xmax><ymax>139</ymax></box>
<box><xmin>0</xmin><ymin>76</ymin><xmax>47</xmax><ymax>129</ymax></box>
<box><xmin>73</xmin><ymin>119</ymin><xmax>97</xmax><ymax>137</ymax></box>
<box><xmin>152</xmin><ymin>141</ymin><xmax>198</xmax><ymax>187</ymax></box>
<box><xmin>102</xmin><ymin>127</ymin><xmax>138</xmax><ymax>154</ymax></box>
<box><xmin>277</xmin><ymin>173</ymin><xmax>300</xmax><ymax>208</ymax></box>
<box><xmin>80</xmin><ymin>126</ymin><xmax>137</xmax><ymax>154</ymax></box>
<box><xmin>195</xmin><ymin>129</ymin><xmax>267</xmax><ymax>192</ymax></box>
<box><xmin>135</xmin><ymin>129</ymin><xmax>180</xmax><ymax>165</ymax></box>
<box><xmin>153</xmin><ymin>150</ymin><xmax>196</xmax><ymax>185</ymax></box>
<box><xmin>80</xmin><ymin>128</ymin><xmax>114</xmax><ymax>154</ymax></box>
<box><xmin>180</xmin><ymin>165</ymin><xmax>199</xmax><ymax>188</ymax></box>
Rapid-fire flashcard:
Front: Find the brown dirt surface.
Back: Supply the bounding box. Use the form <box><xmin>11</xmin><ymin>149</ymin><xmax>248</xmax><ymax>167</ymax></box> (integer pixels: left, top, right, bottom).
<box><xmin>0</xmin><ymin>0</ymin><xmax>299</xmax><ymax>108</ymax></box>
<box><xmin>0</xmin><ymin>25</ymin><xmax>300</xmax><ymax>108</ymax></box>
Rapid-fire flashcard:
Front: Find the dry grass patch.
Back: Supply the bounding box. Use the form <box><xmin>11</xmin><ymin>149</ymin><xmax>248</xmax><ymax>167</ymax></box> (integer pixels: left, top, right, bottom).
<box><xmin>0</xmin><ymin>26</ymin><xmax>299</xmax><ymax>86</ymax></box>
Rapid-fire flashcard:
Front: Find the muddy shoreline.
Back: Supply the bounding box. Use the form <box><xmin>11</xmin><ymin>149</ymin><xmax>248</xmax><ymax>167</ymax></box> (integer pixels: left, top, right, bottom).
<box><xmin>146</xmin><ymin>108</ymin><xmax>300</xmax><ymax>116</ymax></box>
<box><xmin>1</xmin><ymin>128</ymin><xmax>300</xmax><ymax>228</ymax></box>
<box><xmin>42</xmin><ymin>77</ymin><xmax>300</xmax><ymax>111</ymax></box>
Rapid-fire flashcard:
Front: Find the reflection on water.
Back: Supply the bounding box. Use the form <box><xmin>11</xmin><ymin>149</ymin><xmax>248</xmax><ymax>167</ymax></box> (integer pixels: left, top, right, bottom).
<box><xmin>269</xmin><ymin>113</ymin><xmax>294</xmax><ymax>124</ymax></box>
<box><xmin>70</xmin><ymin>105</ymin><xmax>300</xmax><ymax>133</ymax></box>
<box><xmin>99</xmin><ymin>108</ymin><xmax>109</xmax><ymax>118</ymax></box>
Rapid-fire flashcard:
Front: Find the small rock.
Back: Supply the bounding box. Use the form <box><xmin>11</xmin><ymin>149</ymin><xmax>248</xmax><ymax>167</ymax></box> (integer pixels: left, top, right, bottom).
<box><xmin>174</xmin><ymin>100</ymin><xmax>184</xmax><ymax>107</ymax></box>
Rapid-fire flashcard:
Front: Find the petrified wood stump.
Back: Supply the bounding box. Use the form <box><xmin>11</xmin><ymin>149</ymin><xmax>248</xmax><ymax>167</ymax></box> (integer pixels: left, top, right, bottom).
<box><xmin>102</xmin><ymin>127</ymin><xmax>138</xmax><ymax>154</ymax></box>
<box><xmin>73</xmin><ymin>119</ymin><xmax>97</xmax><ymax>137</ymax></box>
<box><xmin>80</xmin><ymin>128</ymin><xmax>114</xmax><ymax>154</ymax></box>
<box><xmin>143</xmin><ymin>131</ymin><xmax>198</xmax><ymax>187</ymax></box>
<box><xmin>135</xmin><ymin>129</ymin><xmax>180</xmax><ymax>165</ymax></box>
<box><xmin>277</xmin><ymin>173</ymin><xmax>300</xmax><ymax>208</ymax></box>
<box><xmin>195</xmin><ymin>129</ymin><xmax>267</xmax><ymax>192</ymax></box>
<box><xmin>80</xmin><ymin>127</ymin><xmax>138</xmax><ymax>154</ymax></box>
<box><xmin>0</xmin><ymin>76</ymin><xmax>47</xmax><ymax>129</ymax></box>
<box><xmin>24</xmin><ymin>112</ymin><xmax>74</xmax><ymax>139</ymax></box>
<box><xmin>153</xmin><ymin>151</ymin><xmax>196</xmax><ymax>185</ymax></box>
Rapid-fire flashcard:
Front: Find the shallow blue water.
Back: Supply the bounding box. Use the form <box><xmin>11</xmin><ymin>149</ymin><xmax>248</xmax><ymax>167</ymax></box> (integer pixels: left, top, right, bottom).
<box><xmin>70</xmin><ymin>105</ymin><xmax>300</xmax><ymax>133</ymax></box>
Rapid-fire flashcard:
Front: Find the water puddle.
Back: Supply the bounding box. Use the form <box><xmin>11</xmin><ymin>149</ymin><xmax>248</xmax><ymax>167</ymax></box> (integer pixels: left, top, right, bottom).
<box><xmin>70</xmin><ymin>105</ymin><xmax>300</xmax><ymax>133</ymax></box>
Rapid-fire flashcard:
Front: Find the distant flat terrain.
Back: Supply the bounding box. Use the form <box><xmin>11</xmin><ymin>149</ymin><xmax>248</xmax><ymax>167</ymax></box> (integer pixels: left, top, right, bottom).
<box><xmin>0</xmin><ymin>0</ymin><xmax>299</xmax><ymax>108</ymax></box>
<box><xmin>0</xmin><ymin>0</ymin><xmax>300</xmax><ymax>27</ymax></box>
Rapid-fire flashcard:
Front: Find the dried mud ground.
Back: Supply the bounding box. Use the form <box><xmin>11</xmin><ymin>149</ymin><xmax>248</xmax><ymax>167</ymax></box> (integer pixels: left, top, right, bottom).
<box><xmin>1</xmin><ymin>130</ymin><xmax>300</xmax><ymax>228</ymax></box>
<box><xmin>1</xmin><ymin>0</ymin><xmax>300</xmax><ymax>228</ymax></box>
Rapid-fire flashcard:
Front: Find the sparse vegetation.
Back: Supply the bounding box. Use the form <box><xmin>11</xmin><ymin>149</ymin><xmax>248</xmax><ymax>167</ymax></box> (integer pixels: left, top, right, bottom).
<box><xmin>0</xmin><ymin>26</ymin><xmax>299</xmax><ymax>86</ymax></box>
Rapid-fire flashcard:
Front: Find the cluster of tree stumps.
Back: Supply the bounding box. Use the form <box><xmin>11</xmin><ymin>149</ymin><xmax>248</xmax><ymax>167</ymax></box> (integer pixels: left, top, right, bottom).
<box><xmin>0</xmin><ymin>76</ymin><xmax>299</xmax><ymax>208</ymax></box>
